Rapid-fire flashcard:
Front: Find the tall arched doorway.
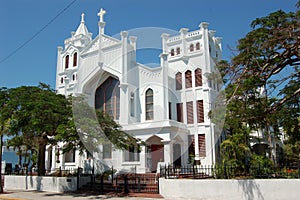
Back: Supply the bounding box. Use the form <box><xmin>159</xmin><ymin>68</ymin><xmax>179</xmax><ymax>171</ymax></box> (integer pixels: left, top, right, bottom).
<box><xmin>95</xmin><ymin>76</ymin><xmax>120</xmax><ymax>120</ymax></box>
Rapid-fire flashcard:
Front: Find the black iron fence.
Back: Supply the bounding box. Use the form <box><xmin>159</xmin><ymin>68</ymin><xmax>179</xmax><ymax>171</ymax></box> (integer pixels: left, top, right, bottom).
<box><xmin>160</xmin><ymin>163</ymin><xmax>300</xmax><ymax>179</ymax></box>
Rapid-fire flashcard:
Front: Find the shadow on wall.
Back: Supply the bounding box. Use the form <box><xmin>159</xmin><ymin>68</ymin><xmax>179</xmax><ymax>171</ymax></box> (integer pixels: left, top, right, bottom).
<box><xmin>237</xmin><ymin>179</ymin><xmax>264</xmax><ymax>200</ymax></box>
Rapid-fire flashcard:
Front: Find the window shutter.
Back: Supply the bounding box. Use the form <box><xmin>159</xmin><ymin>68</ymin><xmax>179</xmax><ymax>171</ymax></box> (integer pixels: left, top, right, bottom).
<box><xmin>197</xmin><ymin>100</ymin><xmax>204</xmax><ymax>123</ymax></box>
<box><xmin>198</xmin><ymin>134</ymin><xmax>206</xmax><ymax>157</ymax></box>
<box><xmin>186</xmin><ymin>101</ymin><xmax>194</xmax><ymax>124</ymax></box>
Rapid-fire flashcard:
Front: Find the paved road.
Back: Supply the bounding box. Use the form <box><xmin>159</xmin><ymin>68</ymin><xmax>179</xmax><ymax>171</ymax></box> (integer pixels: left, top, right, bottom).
<box><xmin>0</xmin><ymin>190</ymin><xmax>166</xmax><ymax>200</ymax></box>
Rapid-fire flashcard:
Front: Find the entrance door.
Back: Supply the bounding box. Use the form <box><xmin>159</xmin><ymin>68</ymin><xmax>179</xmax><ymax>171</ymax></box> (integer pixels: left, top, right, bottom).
<box><xmin>151</xmin><ymin>145</ymin><xmax>164</xmax><ymax>172</ymax></box>
<box><xmin>173</xmin><ymin>143</ymin><xmax>182</xmax><ymax>167</ymax></box>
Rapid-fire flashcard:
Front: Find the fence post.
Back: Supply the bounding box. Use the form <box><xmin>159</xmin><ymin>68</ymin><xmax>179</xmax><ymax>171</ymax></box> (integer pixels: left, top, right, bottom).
<box><xmin>77</xmin><ymin>167</ymin><xmax>80</xmax><ymax>190</ymax></box>
<box><xmin>138</xmin><ymin>177</ymin><xmax>141</xmax><ymax>193</ymax></box>
<box><xmin>167</xmin><ymin>165</ymin><xmax>169</xmax><ymax>178</ymax></box>
<box><xmin>193</xmin><ymin>164</ymin><xmax>195</xmax><ymax>179</ymax></box>
<box><xmin>111</xmin><ymin>166</ymin><xmax>114</xmax><ymax>184</ymax></box>
<box><xmin>100</xmin><ymin>174</ymin><xmax>104</xmax><ymax>194</ymax></box>
<box><xmin>59</xmin><ymin>166</ymin><xmax>62</xmax><ymax>177</ymax></box>
<box><xmin>124</xmin><ymin>175</ymin><xmax>129</xmax><ymax>193</ymax></box>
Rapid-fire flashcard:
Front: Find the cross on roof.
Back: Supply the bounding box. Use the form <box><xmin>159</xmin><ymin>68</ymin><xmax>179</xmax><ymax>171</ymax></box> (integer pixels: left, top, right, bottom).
<box><xmin>97</xmin><ymin>8</ymin><xmax>106</xmax><ymax>22</ymax></box>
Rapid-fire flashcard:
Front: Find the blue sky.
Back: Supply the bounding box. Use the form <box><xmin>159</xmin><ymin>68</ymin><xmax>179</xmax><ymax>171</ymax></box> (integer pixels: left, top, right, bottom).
<box><xmin>0</xmin><ymin>0</ymin><xmax>297</xmax><ymax>89</ymax></box>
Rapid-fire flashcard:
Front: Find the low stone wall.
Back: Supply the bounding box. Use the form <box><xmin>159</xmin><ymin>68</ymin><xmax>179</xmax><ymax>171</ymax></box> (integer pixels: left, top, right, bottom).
<box><xmin>159</xmin><ymin>178</ymin><xmax>300</xmax><ymax>200</ymax></box>
<box><xmin>4</xmin><ymin>175</ymin><xmax>90</xmax><ymax>193</ymax></box>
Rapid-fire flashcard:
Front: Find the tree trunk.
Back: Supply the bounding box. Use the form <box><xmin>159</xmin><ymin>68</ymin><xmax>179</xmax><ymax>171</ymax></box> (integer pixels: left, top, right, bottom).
<box><xmin>37</xmin><ymin>143</ymin><xmax>46</xmax><ymax>176</ymax></box>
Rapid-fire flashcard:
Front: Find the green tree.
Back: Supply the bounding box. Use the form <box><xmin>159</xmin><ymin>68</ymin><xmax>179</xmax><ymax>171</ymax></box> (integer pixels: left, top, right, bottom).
<box><xmin>8</xmin><ymin>83</ymin><xmax>71</xmax><ymax>176</ymax></box>
<box><xmin>0</xmin><ymin>87</ymin><xmax>11</xmax><ymax>192</ymax></box>
<box><xmin>217</xmin><ymin>5</ymin><xmax>300</xmax><ymax>167</ymax></box>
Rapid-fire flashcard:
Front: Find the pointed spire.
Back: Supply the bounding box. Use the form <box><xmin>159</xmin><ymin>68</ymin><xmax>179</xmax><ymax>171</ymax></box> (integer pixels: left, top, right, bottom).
<box><xmin>75</xmin><ymin>12</ymin><xmax>90</xmax><ymax>36</ymax></box>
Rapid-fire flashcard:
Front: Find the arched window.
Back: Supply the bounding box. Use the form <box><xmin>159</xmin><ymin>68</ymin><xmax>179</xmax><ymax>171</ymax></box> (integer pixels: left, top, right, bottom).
<box><xmin>72</xmin><ymin>74</ymin><xmax>75</xmax><ymax>81</ymax></box>
<box><xmin>65</xmin><ymin>55</ymin><xmax>69</xmax><ymax>69</ymax></box>
<box><xmin>185</xmin><ymin>70</ymin><xmax>192</xmax><ymax>88</ymax></box>
<box><xmin>145</xmin><ymin>88</ymin><xmax>154</xmax><ymax>120</ymax></box>
<box><xmin>196</xmin><ymin>42</ymin><xmax>200</xmax><ymax>50</ymax></box>
<box><xmin>170</xmin><ymin>49</ymin><xmax>175</xmax><ymax>56</ymax></box>
<box><xmin>130</xmin><ymin>92</ymin><xmax>135</xmax><ymax>117</ymax></box>
<box><xmin>176</xmin><ymin>47</ymin><xmax>180</xmax><ymax>55</ymax></box>
<box><xmin>60</xmin><ymin>77</ymin><xmax>64</xmax><ymax>84</ymax></box>
<box><xmin>195</xmin><ymin>68</ymin><xmax>202</xmax><ymax>87</ymax></box>
<box><xmin>175</xmin><ymin>72</ymin><xmax>182</xmax><ymax>90</ymax></box>
<box><xmin>190</xmin><ymin>44</ymin><xmax>194</xmax><ymax>52</ymax></box>
<box><xmin>73</xmin><ymin>52</ymin><xmax>77</xmax><ymax>67</ymax></box>
<box><xmin>95</xmin><ymin>77</ymin><xmax>120</xmax><ymax>120</ymax></box>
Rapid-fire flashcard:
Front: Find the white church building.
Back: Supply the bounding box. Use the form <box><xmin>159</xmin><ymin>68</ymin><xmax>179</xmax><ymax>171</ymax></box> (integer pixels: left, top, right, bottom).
<box><xmin>45</xmin><ymin>9</ymin><xmax>223</xmax><ymax>174</ymax></box>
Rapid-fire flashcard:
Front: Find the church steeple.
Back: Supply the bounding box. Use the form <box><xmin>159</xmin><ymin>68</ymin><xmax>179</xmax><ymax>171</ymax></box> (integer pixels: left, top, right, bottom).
<box><xmin>75</xmin><ymin>13</ymin><xmax>90</xmax><ymax>36</ymax></box>
<box><xmin>64</xmin><ymin>13</ymin><xmax>92</xmax><ymax>48</ymax></box>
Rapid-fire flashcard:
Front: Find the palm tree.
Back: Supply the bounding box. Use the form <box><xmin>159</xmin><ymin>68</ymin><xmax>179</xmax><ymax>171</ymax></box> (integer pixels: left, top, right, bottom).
<box><xmin>7</xmin><ymin>136</ymin><xmax>24</xmax><ymax>168</ymax></box>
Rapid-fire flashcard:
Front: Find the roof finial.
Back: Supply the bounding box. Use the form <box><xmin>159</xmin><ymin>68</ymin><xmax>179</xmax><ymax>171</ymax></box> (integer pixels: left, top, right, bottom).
<box><xmin>81</xmin><ymin>13</ymin><xmax>85</xmax><ymax>23</ymax></box>
<box><xmin>97</xmin><ymin>8</ymin><xmax>106</xmax><ymax>23</ymax></box>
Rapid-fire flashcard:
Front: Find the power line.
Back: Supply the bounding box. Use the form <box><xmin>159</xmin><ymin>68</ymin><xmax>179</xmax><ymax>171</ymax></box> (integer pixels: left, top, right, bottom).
<box><xmin>0</xmin><ymin>0</ymin><xmax>78</xmax><ymax>65</ymax></box>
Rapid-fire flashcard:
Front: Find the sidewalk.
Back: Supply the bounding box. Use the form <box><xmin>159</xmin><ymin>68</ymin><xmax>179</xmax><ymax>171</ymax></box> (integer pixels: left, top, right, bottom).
<box><xmin>0</xmin><ymin>190</ymin><xmax>165</xmax><ymax>200</ymax></box>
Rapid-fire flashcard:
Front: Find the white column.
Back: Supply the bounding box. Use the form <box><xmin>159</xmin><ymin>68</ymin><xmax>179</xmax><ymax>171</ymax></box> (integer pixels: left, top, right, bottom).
<box><xmin>56</xmin><ymin>46</ymin><xmax>63</xmax><ymax>91</ymax></box>
<box><xmin>119</xmin><ymin>31</ymin><xmax>129</xmax><ymax>125</ymax></box>
<box><xmin>51</xmin><ymin>147</ymin><xmax>56</xmax><ymax>171</ymax></box>
<box><xmin>121</xmin><ymin>31</ymin><xmax>128</xmax><ymax>84</ymax></box>
<box><xmin>179</xmin><ymin>28</ymin><xmax>188</xmax><ymax>57</ymax></box>
<box><xmin>59</xmin><ymin>149</ymin><xmax>65</xmax><ymax>170</ymax></box>
<box><xmin>161</xmin><ymin>33</ymin><xmax>170</xmax><ymax>54</ymax></box>
<box><xmin>199</xmin><ymin>22</ymin><xmax>210</xmax><ymax>71</ymax></box>
<box><xmin>98</xmin><ymin>21</ymin><xmax>105</xmax><ymax>65</ymax></box>
<box><xmin>162</xmin><ymin>140</ymin><xmax>172</xmax><ymax>164</ymax></box>
<box><xmin>160</xmin><ymin>53</ymin><xmax>169</xmax><ymax>120</ymax></box>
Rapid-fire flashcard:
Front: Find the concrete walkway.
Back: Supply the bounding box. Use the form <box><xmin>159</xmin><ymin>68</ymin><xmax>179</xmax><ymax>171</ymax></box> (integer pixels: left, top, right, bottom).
<box><xmin>0</xmin><ymin>190</ymin><xmax>166</xmax><ymax>200</ymax></box>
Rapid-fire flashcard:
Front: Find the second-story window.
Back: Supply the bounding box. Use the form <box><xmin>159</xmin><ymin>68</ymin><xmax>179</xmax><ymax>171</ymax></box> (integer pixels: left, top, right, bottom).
<box><xmin>197</xmin><ymin>100</ymin><xmax>204</xmax><ymax>123</ymax></box>
<box><xmin>176</xmin><ymin>103</ymin><xmax>183</xmax><ymax>122</ymax></box>
<box><xmin>171</xmin><ymin>49</ymin><xmax>175</xmax><ymax>56</ymax></box>
<box><xmin>186</xmin><ymin>101</ymin><xmax>194</xmax><ymax>124</ymax></box>
<box><xmin>175</xmin><ymin>72</ymin><xmax>182</xmax><ymax>90</ymax></box>
<box><xmin>130</xmin><ymin>92</ymin><xmax>135</xmax><ymax>117</ymax></box>
<box><xmin>65</xmin><ymin>55</ymin><xmax>69</xmax><ymax>69</ymax></box>
<box><xmin>190</xmin><ymin>44</ymin><xmax>194</xmax><ymax>52</ymax></box>
<box><xmin>195</xmin><ymin>68</ymin><xmax>202</xmax><ymax>87</ymax></box>
<box><xmin>145</xmin><ymin>88</ymin><xmax>154</xmax><ymax>120</ymax></box>
<box><xmin>196</xmin><ymin>42</ymin><xmax>200</xmax><ymax>50</ymax></box>
<box><xmin>73</xmin><ymin>52</ymin><xmax>77</xmax><ymax>67</ymax></box>
<box><xmin>185</xmin><ymin>70</ymin><xmax>192</xmax><ymax>88</ymax></box>
<box><xmin>176</xmin><ymin>47</ymin><xmax>180</xmax><ymax>55</ymax></box>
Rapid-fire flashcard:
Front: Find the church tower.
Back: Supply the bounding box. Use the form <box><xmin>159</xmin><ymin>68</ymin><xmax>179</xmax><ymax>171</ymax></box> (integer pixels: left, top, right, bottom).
<box><xmin>55</xmin><ymin>13</ymin><xmax>92</xmax><ymax>95</ymax></box>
